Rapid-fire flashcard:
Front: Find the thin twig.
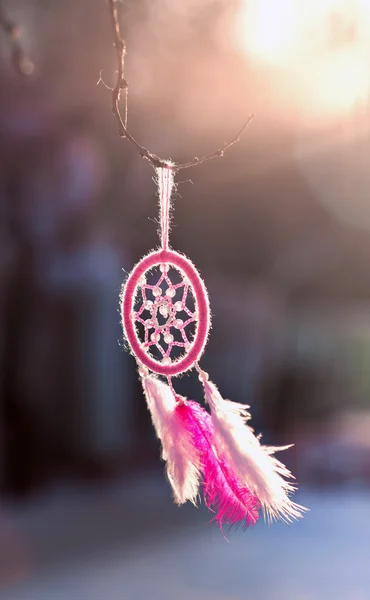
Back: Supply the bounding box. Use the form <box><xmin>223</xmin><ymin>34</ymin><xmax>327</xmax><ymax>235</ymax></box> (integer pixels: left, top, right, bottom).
<box><xmin>175</xmin><ymin>115</ymin><xmax>255</xmax><ymax>171</ymax></box>
<box><xmin>107</xmin><ymin>0</ymin><xmax>253</xmax><ymax>171</ymax></box>
<box><xmin>0</xmin><ymin>5</ymin><xmax>34</xmax><ymax>76</ymax></box>
<box><xmin>97</xmin><ymin>69</ymin><xmax>114</xmax><ymax>91</ymax></box>
<box><xmin>108</xmin><ymin>0</ymin><xmax>128</xmax><ymax>128</ymax></box>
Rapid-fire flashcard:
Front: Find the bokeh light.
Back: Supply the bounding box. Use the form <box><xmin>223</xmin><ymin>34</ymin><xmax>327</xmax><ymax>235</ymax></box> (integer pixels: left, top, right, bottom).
<box><xmin>236</xmin><ymin>0</ymin><xmax>302</xmax><ymax>64</ymax></box>
<box><xmin>236</xmin><ymin>0</ymin><xmax>370</xmax><ymax>118</ymax></box>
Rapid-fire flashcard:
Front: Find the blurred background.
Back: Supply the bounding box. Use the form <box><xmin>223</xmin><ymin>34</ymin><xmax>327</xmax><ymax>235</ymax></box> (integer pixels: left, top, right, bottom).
<box><xmin>1</xmin><ymin>0</ymin><xmax>370</xmax><ymax>598</ymax></box>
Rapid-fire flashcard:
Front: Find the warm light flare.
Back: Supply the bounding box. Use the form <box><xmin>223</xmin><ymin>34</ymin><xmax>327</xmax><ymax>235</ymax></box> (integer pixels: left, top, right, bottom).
<box><xmin>238</xmin><ymin>0</ymin><xmax>301</xmax><ymax>63</ymax></box>
<box><xmin>310</xmin><ymin>48</ymin><xmax>370</xmax><ymax>115</ymax></box>
<box><xmin>236</xmin><ymin>0</ymin><xmax>370</xmax><ymax>115</ymax></box>
<box><xmin>237</xmin><ymin>0</ymin><xmax>370</xmax><ymax>63</ymax></box>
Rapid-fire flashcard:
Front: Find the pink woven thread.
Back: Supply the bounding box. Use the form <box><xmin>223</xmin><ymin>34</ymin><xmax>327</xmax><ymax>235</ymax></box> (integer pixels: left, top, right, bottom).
<box><xmin>121</xmin><ymin>249</ymin><xmax>210</xmax><ymax>376</ymax></box>
<box><xmin>122</xmin><ymin>165</ymin><xmax>211</xmax><ymax>377</ymax></box>
<box><xmin>157</xmin><ymin>165</ymin><xmax>174</xmax><ymax>251</ymax></box>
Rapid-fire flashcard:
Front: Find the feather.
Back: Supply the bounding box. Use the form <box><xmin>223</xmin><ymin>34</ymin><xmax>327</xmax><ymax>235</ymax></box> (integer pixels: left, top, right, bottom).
<box><xmin>176</xmin><ymin>400</ymin><xmax>260</xmax><ymax>530</ymax></box>
<box><xmin>202</xmin><ymin>378</ymin><xmax>307</xmax><ymax>523</ymax></box>
<box><xmin>142</xmin><ymin>374</ymin><xmax>201</xmax><ymax>505</ymax></box>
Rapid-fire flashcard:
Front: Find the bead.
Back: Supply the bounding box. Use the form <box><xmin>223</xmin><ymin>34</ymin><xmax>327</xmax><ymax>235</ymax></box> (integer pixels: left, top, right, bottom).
<box><xmin>130</xmin><ymin>312</ymin><xmax>136</xmax><ymax>320</ymax></box>
<box><xmin>165</xmin><ymin>287</ymin><xmax>176</xmax><ymax>298</ymax></box>
<box><xmin>151</xmin><ymin>332</ymin><xmax>160</xmax><ymax>343</ymax></box>
<box><xmin>144</xmin><ymin>300</ymin><xmax>153</xmax><ymax>310</ymax></box>
<box><xmin>198</xmin><ymin>370</ymin><xmax>209</xmax><ymax>382</ymax></box>
<box><xmin>145</xmin><ymin>319</ymin><xmax>153</xmax><ymax>327</ymax></box>
<box><xmin>193</xmin><ymin>310</ymin><xmax>199</xmax><ymax>321</ymax></box>
<box><xmin>174</xmin><ymin>319</ymin><xmax>183</xmax><ymax>328</ymax></box>
<box><xmin>153</xmin><ymin>287</ymin><xmax>162</xmax><ymax>297</ymax></box>
<box><xmin>160</xmin><ymin>264</ymin><xmax>168</xmax><ymax>273</ymax></box>
<box><xmin>138</xmin><ymin>276</ymin><xmax>146</xmax><ymax>287</ymax></box>
<box><xmin>164</xmin><ymin>333</ymin><xmax>174</xmax><ymax>344</ymax></box>
<box><xmin>162</xmin><ymin>356</ymin><xmax>171</xmax><ymax>365</ymax></box>
<box><xmin>184</xmin><ymin>342</ymin><xmax>191</xmax><ymax>353</ymax></box>
<box><xmin>159</xmin><ymin>304</ymin><xmax>169</xmax><ymax>318</ymax></box>
<box><xmin>174</xmin><ymin>301</ymin><xmax>183</xmax><ymax>311</ymax></box>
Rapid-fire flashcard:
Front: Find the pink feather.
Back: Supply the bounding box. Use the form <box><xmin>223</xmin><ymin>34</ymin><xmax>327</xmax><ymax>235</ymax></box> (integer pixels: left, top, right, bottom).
<box><xmin>202</xmin><ymin>378</ymin><xmax>307</xmax><ymax>523</ymax></box>
<box><xmin>142</xmin><ymin>375</ymin><xmax>201</xmax><ymax>505</ymax></box>
<box><xmin>176</xmin><ymin>400</ymin><xmax>260</xmax><ymax>530</ymax></box>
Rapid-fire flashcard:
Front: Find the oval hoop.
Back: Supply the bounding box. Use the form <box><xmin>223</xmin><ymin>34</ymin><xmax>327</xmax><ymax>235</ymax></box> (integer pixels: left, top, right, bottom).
<box><xmin>121</xmin><ymin>249</ymin><xmax>210</xmax><ymax>376</ymax></box>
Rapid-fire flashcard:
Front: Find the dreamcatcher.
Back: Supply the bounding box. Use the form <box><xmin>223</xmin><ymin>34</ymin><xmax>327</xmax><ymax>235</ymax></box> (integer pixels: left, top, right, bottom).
<box><xmin>121</xmin><ymin>165</ymin><xmax>305</xmax><ymax>529</ymax></box>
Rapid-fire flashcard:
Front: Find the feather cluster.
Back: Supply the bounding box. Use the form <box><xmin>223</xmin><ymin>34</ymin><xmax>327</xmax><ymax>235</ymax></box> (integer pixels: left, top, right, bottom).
<box><xmin>176</xmin><ymin>400</ymin><xmax>260</xmax><ymax>529</ymax></box>
<box><xmin>141</xmin><ymin>372</ymin><xmax>306</xmax><ymax>530</ymax></box>
<box><xmin>202</xmin><ymin>378</ymin><xmax>306</xmax><ymax>523</ymax></box>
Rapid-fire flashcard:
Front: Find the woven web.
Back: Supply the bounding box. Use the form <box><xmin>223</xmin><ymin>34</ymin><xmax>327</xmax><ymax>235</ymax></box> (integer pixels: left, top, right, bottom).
<box><xmin>132</xmin><ymin>265</ymin><xmax>198</xmax><ymax>364</ymax></box>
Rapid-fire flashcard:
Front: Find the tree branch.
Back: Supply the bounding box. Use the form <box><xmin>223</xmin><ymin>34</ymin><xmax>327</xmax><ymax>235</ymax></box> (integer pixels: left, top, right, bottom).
<box><xmin>0</xmin><ymin>5</ymin><xmax>34</xmax><ymax>76</ymax></box>
<box><xmin>107</xmin><ymin>0</ymin><xmax>253</xmax><ymax>171</ymax></box>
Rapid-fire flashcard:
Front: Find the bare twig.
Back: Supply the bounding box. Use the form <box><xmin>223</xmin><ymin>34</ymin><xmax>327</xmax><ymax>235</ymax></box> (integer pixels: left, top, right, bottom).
<box><xmin>0</xmin><ymin>5</ymin><xmax>34</xmax><ymax>76</ymax></box>
<box><xmin>107</xmin><ymin>0</ymin><xmax>253</xmax><ymax>171</ymax></box>
<box><xmin>175</xmin><ymin>115</ymin><xmax>255</xmax><ymax>171</ymax></box>
<box><xmin>97</xmin><ymin>69</ymin><xmax>114</xmax><ymax>91</ymax></box>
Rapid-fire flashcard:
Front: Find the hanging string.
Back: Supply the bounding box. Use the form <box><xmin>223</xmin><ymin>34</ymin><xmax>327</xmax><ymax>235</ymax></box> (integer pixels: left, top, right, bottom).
<box><xmin>157</xmin><ymin>164</ymin><xmax>174</xmax><ymax>250</ymax></box>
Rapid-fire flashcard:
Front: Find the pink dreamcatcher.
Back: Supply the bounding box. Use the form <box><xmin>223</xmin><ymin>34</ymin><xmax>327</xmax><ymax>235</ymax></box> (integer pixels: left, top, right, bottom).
<box><xmin>121</xmin><ymin>165</ymin><xmax>306</xmax><ymax>530</ymax></box>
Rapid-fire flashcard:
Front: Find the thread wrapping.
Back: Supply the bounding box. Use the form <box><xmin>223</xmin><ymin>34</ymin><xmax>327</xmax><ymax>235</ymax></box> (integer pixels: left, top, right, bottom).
<box><xmin>157</xmin><ymin>165</ymin><xmax>174</xmax><ymax>250</ymax></box>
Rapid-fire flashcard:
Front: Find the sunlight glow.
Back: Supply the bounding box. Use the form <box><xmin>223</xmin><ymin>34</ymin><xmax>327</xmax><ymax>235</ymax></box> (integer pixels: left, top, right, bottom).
<box><xmin>311</xmin><ymin>48</ymin><xmax>370</xmax><ymax>114</ymax></box>
<box><xmin>236</xmin><ymin>0</ymin><xmax>370</xmax><ymax>114</ymax></box>
<box><xmin>239</xmin><ymin>0</ymin><xmax>301</xmax><ymax>63</ymax></box>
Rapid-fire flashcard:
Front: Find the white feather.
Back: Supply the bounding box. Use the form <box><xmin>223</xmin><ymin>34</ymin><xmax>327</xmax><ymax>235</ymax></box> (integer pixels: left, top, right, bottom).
<box><xmin>142</xmin><ymin>374</ymin><xmax>201</xmax><ymax>505</ymax></box>
<box><xmin>203</xmin><ymin>378</ymin><xmax>307</xmax><ymax>523</ymax></box>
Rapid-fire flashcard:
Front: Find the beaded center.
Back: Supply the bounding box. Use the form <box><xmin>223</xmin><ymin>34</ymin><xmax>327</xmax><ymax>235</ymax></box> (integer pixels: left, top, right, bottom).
<box><xmin>133</xmin><ymin>264</ymin><xmax>198</xmax><ymax>365</ymax></box>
